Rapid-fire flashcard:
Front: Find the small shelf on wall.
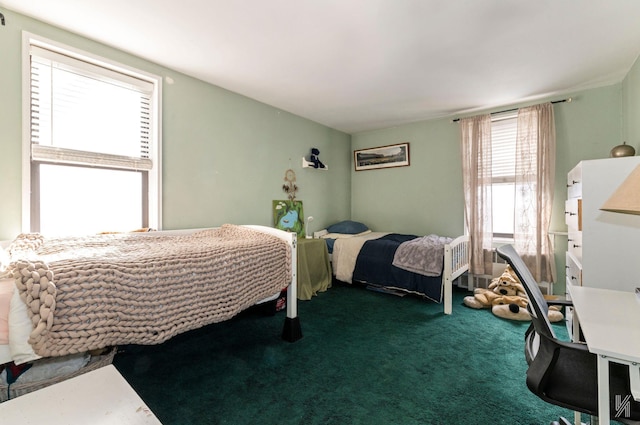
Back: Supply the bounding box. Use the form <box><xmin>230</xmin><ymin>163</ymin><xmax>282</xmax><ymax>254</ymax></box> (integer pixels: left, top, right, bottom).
<box><xmin>302</xmin><ymin>157</ymin><xmax>328</xmax><ymax>170</ymax></box>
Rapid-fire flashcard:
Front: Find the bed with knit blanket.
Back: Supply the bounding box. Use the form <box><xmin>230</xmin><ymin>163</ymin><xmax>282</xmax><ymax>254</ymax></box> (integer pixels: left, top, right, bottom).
<box><xmin>318</xmin><ymin>221</ymin><xmax>470</xmax><ymax>315</ymax></box>
<box><xmin>0</xmin><ymin>224</ymin><xmax>298</xmax><ymax>367</ymax></box>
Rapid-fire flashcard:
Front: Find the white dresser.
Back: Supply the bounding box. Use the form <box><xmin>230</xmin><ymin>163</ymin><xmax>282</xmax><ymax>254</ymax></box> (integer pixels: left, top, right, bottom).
<box><xmin>565</xmin><ymin>156</ymin><xmax>640</xmax><ymax>314</ymax></box>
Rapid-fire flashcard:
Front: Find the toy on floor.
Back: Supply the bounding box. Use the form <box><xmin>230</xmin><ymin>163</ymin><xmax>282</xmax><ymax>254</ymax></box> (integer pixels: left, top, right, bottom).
<box><xmin>463</xmin><ymin>265</ymin><xmax>564</xmax><ymax>322</ymax></box>
<box><xmin>491</xmin><ymin>295</ymin><xmax>531</xmax><ymax>321</ymax></box>
<box><xmin>462</xmin><ymin>265</ymin><xmax>525</xmax><ymax>309</ymax></box>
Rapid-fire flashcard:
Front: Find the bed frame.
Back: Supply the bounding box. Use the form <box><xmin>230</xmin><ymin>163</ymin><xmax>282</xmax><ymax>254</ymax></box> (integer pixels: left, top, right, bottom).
<box><xmin>243</xmin><ymin>225</ymin><xmax>301</xmax><ymax>341</ymax></box>
<box><xmin>327</xmin><ymin>232</ymin><xmax>470</xmax><ymax>315</ymax></box>
<box><xmin>371</xmin><ymin>234</ymin><xmax>471</xmax><ymax>315</ymax></box>
<box><xmin>442</xmin><ymin>234</ymin><xmax>471</xmax><ymax>314</ymax></box>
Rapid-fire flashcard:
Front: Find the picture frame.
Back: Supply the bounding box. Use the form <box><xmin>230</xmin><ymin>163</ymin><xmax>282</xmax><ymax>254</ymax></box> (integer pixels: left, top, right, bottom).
<box><xmin>354</xmin><ymin>143</ymin><xmax>410</xmax><ymax>171</ymax></box>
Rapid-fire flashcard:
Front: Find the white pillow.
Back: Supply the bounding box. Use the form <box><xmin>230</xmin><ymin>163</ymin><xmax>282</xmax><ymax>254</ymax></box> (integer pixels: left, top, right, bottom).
<box><xmin>0</xmin><ymin>278</ymin><xmax>14</xmax><ymax>345</ymax></box>
<box><xmin>9</xmin><ymin>286</ymin><xmax>41</xmax><ymax>365</ymax></box>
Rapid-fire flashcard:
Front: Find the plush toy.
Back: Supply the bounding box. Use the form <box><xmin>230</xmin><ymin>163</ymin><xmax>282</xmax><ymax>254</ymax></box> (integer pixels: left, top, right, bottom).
<box><xmin>463</xmin><ymin>265</ymin><xmax>564</xmax><ymax>323</ymax></box>
<box><xmin>462</xmin><ymin>287</ymin><xmax>500</xmax><ymax>309</ymax></box>
<box><xmin>491</xmin><ymin>296</ymin><xmax>531</xmax><ymax>321</ymax></box>
<box><xmin>489</xmin><ymin>265</ymin><xmax>526</xmax><ymax>297</ymax></box>
<box><xmin>309</xmin><ymin>147</ymin><xmax>326</xmax><ymax>169</ymax></box>
<box><xmin>462</xmin><ymin>266</ymin><xmax>524</xmax><ymax>309</ymax></box>
<box><xmin>491</xmin><ymin>296</ymin><xmax>564</xmax><ymax>323</ymax></box>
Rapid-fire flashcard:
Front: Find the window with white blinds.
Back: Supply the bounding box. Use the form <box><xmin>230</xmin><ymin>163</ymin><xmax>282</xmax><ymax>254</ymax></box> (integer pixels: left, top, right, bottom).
<box><xmin>24</xmin><ymin>35</ymin><xmax>161</xmax><ymax>236</ymax></box>
<box><xmin>491</xmin><ymin>112</ymin><xmax>517</xmax><ymax>238</ymax></box>
<box><xmin>30</xmin><ymin>45</ymin><xmax>153</xmax><ymax>169</ymax></box>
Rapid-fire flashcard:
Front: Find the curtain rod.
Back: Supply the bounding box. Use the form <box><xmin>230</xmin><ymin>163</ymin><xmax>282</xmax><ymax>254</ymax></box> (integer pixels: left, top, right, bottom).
<box><xmin>451</xmin><ymin>97</ymin><xmax>572</xmax><ymax>123</ymax></box>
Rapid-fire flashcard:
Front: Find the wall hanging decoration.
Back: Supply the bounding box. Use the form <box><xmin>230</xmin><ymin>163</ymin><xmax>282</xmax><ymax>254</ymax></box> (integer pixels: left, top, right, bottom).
<box><xmin>354</xmin><ymin>142</ymin><xmax>410</xmax><ymax>171</ymax></box>
<box><xmin>273</xmin><ymin>200</ymin><xmax>304</xmax><ymax>237</ymax></box>
<box><xmin>282</xmin><ymin>168</ymin><xmax>298</xmax><ymax>200</ymax></box>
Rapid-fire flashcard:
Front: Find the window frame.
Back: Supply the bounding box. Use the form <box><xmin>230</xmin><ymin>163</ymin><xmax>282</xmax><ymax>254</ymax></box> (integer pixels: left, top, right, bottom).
<box><xmin>21</xmin><ymin>32</ymin><xmax>163</xmax><ymax>234</ymax></box>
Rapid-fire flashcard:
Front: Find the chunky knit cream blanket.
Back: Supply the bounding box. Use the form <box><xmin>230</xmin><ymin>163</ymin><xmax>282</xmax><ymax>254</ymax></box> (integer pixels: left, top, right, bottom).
<box><xmin>4</xmin><ymin>225</ymin><xmax>291</xmax><ymax>357</ymax></box>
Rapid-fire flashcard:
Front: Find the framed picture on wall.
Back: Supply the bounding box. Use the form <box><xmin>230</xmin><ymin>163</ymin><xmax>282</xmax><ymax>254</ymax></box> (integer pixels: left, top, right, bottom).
<box><xmin>354</xmin><ymin>143</ymin><xmax>410</xmax><ymax>171</ymax></box>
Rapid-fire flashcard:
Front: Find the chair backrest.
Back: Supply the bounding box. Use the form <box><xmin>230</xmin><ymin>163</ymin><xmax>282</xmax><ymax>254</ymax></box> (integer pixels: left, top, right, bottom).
<box><xmin>496</xmin><ymin>244</ymin><xmax>556</xmax><ymax>340</ymax></box>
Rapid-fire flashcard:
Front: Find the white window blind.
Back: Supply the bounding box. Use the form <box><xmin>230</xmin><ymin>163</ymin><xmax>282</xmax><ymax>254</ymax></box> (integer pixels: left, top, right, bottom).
<box><xmin>30</xmin><ymin>45</ymin><xmax>153</xmax><ymax>170</ymax></box>
<box><xmin>491</xmin><ymin>112</ymin><xmax>517</xmax><ymax>237</ymax></box>
<box><xmin>491</xmin><ymin>112</ymin><xmax>517</xmax><ymax>182</ymax></box>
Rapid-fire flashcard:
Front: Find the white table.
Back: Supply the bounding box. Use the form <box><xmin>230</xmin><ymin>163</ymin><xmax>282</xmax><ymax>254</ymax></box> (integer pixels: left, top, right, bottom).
<box><xmin>568</xmin><ymin>285</ymin><xmax>640</xmax><ymax>425</ymax></box>
<box><xmin>0</xmin><ymin>364</ymin><xmax>162</xmax><ymax>424</ymax></box>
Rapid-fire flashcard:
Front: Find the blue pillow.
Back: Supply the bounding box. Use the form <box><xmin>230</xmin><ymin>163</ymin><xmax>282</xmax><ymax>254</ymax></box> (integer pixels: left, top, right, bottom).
<box><xmin>326</xmin><ymin>220</ymin><xmax>369</xmax><ymax>235</ymax></box>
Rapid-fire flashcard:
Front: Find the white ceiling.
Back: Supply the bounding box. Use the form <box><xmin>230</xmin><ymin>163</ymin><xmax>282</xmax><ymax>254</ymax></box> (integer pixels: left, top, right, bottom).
<box><xmin>3</xmin><ymin>0</ymin><xmax>640</xmax><ymax>134</ymax></box>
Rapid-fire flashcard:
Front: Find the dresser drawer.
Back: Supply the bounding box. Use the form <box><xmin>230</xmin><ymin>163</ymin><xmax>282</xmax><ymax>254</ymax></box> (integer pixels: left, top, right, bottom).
<box><xmin>567</xmin><ymin>230</ymin><xmax>582</xmax><ymax>261</ymax></box>
<box><xmin>564</xmin><ymin>199</ymin><xmax>582</xmax><ymax>230</ymax></box>
<box><xmin>567</xmin><ymin>164</ymin><xmax>582</xmax><ymax>199</ymax></box>
<box><xmin>565</xmin><ymin>251</ymin><xmax>582</xmax><ymax>287</ymax></box>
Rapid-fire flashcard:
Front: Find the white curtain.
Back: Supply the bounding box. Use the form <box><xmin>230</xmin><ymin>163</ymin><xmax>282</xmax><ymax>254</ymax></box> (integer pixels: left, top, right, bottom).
<box><xmin>460</xmin><ymin>114</ymin><xmax>493</xmax><ymax>275</ymax></box>
<box><xmin>460</xmin><ymin>103</ymin><xmax>557</xmax><ymax>283</ymax></box>
<box><xmin>514</xmin><ymin>103</ymin><xmax>556</xmax><ymax>283</ymax></box>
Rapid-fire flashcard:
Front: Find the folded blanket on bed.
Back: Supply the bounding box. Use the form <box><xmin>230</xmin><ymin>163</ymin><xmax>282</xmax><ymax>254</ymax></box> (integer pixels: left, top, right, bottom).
<box><xmin>2</xmin><ymin>225</ymin><xmax>291</xmax><ymax>357</ymax></box>
<box><xmin>332</xmin><ymin>232</ymin><xmax>389</xmax><ymax>283</ymax></box>
<box><xmin>392</xmin><ymin>234</ymin><xmax>452</xmax><ymax>277</ymax></box>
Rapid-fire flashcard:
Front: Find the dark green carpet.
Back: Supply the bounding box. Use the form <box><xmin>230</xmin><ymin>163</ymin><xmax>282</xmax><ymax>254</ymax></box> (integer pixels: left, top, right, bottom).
<box><xmin>113</xmin><ymin>283</ymin><xmax>574</xmax><ymax>425</ymax></box>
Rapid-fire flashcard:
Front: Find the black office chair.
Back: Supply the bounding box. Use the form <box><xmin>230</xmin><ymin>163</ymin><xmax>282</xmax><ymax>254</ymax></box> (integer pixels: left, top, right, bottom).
<box><xmin>496</xmin><ymin>244</ymin><xmax>640</xmax><ymax>425</ymax></box>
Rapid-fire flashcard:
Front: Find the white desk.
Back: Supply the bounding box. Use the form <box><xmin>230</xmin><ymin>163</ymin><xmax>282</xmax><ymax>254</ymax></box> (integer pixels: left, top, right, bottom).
<box><xmin>0</xmin><ymin>364</ymin><xmax>162</xmax><ymax>424</ymax></box>
<box><xmin>568</xmin><ymin>285</ymin><xmax>640</xmax><ymax>425</ymax></box>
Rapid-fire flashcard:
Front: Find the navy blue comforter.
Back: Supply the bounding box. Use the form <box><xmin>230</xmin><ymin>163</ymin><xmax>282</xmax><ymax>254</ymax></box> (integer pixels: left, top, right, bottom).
<box><xmin>352</xmin><ymin>234</ymin><xmax>443</xmax><ymax>302</ymax></box>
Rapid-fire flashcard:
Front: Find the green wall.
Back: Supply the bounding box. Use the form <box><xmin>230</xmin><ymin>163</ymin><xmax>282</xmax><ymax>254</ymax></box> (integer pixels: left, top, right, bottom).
<box><xmin>623</xmin><ymin>55</ymin><xmax>640</xmax><ymax>151</ymax></box>
<box><xmin>351</xmin><ymin>84</ymin><xmax>626</xmax><ymax>294</ymax></box>
<box><xmin>0</xmin><ymin>9</ymin><xmax>351</xmax><ymax>240</ymax></box>
<box><xmin>351</xmin><ymin>118</ymin><xmax>463</xmax><ymax>237</ymax></box>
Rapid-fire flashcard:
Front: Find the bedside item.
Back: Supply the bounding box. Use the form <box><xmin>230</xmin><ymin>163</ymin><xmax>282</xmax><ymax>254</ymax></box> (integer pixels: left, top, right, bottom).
<box><xmin>305</xmin><ymin>216</ymin><xmax>314</xmax><ymax>239</ymax></box>
<box><xmin>610</xmin><ymin>141</ymin><xmax>636</xmax><ymax>158</ymax></box>
<box><xmin>296</xmin><ymin>238</ymin><xmax>331</xmax><ymax>300</ymax></box>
